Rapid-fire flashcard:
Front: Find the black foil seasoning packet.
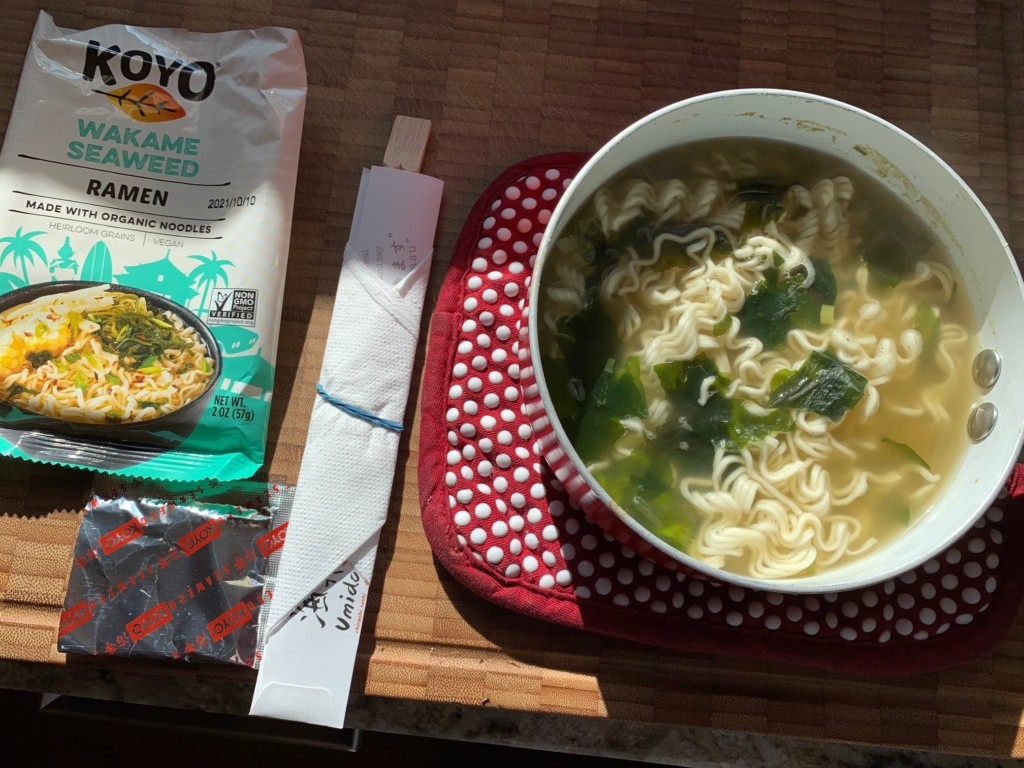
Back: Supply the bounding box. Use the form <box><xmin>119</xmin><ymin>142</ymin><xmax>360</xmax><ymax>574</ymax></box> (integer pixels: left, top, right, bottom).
<box><xmin>58</xmin><ymin>481</ymin><xmax>292</xmax><ymax>667</ymax></box>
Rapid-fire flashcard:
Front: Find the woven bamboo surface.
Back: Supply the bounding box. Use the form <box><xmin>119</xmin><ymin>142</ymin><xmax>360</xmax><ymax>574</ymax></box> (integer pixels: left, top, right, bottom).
<box><xmin>1</xmin><ymin>0</ymin><xmax>1023</xmax><ymax>758</ymax></box>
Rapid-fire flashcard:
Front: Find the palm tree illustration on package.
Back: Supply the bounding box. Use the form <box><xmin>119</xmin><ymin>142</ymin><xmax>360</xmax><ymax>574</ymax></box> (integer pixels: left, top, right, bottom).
<box><xmin>0</xmin><ymin>227</ymin><xmax>47</xmax><ymax>286</ymax></box>
<box><xmin>188</xmin><ymin>251</ymin><xmax>234</xmax><ymax>316</ymax></box>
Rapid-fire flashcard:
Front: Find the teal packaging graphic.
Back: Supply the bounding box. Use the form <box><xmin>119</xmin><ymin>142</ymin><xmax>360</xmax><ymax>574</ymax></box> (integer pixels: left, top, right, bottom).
<box><xmin>0</xmin><ymin>13</ymin><xmax>307</xmax><ymax>480</ymax></box>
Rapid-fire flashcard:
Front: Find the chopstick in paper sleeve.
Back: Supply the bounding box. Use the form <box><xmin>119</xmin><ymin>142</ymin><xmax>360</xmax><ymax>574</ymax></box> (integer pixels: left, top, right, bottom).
<box><xmin>250</xmin><ymin>116</ymin><xmax>442</xmax><ymax>728</ymax></box>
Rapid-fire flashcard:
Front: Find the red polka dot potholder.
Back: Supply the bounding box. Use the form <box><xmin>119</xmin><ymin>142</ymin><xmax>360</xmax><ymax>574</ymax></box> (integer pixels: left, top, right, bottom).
<box><xmin>417</xmin><ymin>152</ymin><xmax>1024</xmax><ymax>674</ymax></box>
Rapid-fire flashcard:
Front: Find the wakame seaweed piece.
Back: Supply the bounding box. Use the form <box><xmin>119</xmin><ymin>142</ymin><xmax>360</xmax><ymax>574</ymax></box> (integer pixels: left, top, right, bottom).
<box><xmin>554</xmin><ymin>217</ymin><xmax>616</xmax><ymax>298</ymax></box>
<box><xmin>730</xmin><ymin>182</ymin><xmax>788</xmax><ymax>233</ymax></box>
<box><xmin>741</xmin><ymin>199</ymin><xmax>787</xmax><ymax>232</ymax></box>
<box><xmin>90</xmin><ymin>301</ymin><xmax>191</xmax><ymax>370</ymax></box>
<box><xmin>573</xmin><ymin>218</ymin><xmax>606</xmax><ymax>265</ymax></box>
<box><xmin>649</xmin><ymin>237</ymin><xmax>691</xmax><ymax>272</ymax></box>
<box><xmin>4</xmin><ymin>383</ymin><xmax>38</xmax><ymax>399</ymax></box>
<box><xmin>574</xmin><ymin>356</ymin><xmax>649</xmax><ymax>465</ymax></box>
<box><xmin>735</xmin><ymin>182</ymin><xmax>787</xmax><ymax>201</ymax></box>
<box><xmin>655</xmin><ymin>353</ymin><xmax>723</xmax><ymax>407</ymax></box>
<box><xmin>651</xmin><ymin>421</ymin><xmax>721</xmax><ymax>476</ymax></box>
<box><xmin>554</xmin><ymin>217</ymin><xmax>606</xmax><ymax>273</ymax></box>
<box><xmin>914</xmin><ymin>301</ymin><xmax>940</xmax><ymax>362</ymax></box>
<box><xmin>25</xmin><ymin>350</ymin><xmax>53</xmax><ymax>368</ymax></box>
<box><xmin>589</xmin><ymin>450</ymin><xmax>700</xmax><ymax>552</ymax></box>
<box><xmin>653</xmin><ymin>354</ymin><xmax>732</xmax><ymax>471</ymax></box>
<box><xmin>768</xmin><ymin>350</ymin><xmax>867</xmax><ymax>421</ymax></box>
<box><xmin>575</xmin><ymin>414</ymin><xmax>625</xmax><ymax>468</ymax></box>
<box><xmin>630</xmin><ymin>491</ymin><xmax>699</xmax><ymax>551</ymax></box>
<box><xmin>862</xmin><ymin>216</ymin><xmax>932</xmax><ymax>287</ymax></box>
<box><xmin>591</xmin><ymin>446</ymin><xmax>700</xmax><ymax>552</ymax></box>
<box><xmin>592</xmin><ymin>443</ymin><xmax>674</xmax><ymax>511</ymax></box>
<box><xmin>710</xmin><ymin>228</ymin><xmax>734</xmax><ymax>256</ymax></box>
<box><xmin>540</xmin><ymin>353</ymin><xmax>584</xmax><ymax>441</ymax></box>
<box><xmin>737</xmin><ymin>270</ymin><xmax>819</xmax><ymax>348</ymax></box>
<box><xmin>726</xmin><ymin>402</ymin><xmax>794</xmax><ymax>449</ymax></box>
<box><xmin>554</xmin><ymin>285</ymin><xmax>619</xmax><ymax>392</ymax></box>
<box><xmin>652</xmin><ymin>514</ymin><xmax>697</xmax><ymax>553</ymax></box>
<box><xmin>593</xmin><ymin>216</ymin><xmax>647</xmax><ymax>274</ymax></box>
<box><xmin>808</xmin><ymin>258</ymin><xmax>838</xmax><ymax>304</ymax></box>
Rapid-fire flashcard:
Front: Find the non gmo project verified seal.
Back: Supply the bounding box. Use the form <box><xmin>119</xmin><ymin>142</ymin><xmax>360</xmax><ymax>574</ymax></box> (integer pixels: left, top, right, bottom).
<box><xmin>209</xmin><ymin>288</ymin><xmax>258</xmax><ymax>326</ymax></box>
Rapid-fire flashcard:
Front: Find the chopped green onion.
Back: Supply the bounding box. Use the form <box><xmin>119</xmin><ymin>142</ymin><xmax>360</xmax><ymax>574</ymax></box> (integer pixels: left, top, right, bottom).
<box><xmin>770</xmin><ymin>368</ymin><xmax>794</xmax><ymax>392</ymax></box>
<box><xmin>914</xmin><ymin>302</ymin><xmax>940</xmax><ymax>362</ymax></box>
<box><xmin>881</xmin><ymin>437</ymin><xmax>931</xmax><ymax>471</ymax></box>
<box><xmin>887</xmin><ymin>502</ymin><xmax>911</xmax><ymax>527</ymax></box>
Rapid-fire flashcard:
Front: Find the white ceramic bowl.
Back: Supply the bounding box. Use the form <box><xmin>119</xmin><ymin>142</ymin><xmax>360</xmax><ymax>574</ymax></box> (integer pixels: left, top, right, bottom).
<box><xmin>522</xmin><ymin>88</ymin><xmax>1024</xmax><ymax>594</ymax></box>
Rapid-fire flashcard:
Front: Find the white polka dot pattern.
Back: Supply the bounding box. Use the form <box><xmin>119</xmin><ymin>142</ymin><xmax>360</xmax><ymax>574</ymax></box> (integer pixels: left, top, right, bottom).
<box><xmin>431</xmin><ymin>159</ymin><xmax>1015</xmax><ymax>651</ymax></box>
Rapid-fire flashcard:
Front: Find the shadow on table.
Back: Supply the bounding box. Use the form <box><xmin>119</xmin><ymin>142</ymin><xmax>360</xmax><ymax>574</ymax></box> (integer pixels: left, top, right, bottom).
<box><xmin>412</xmin><ymin>550</ymin><xmax>1024</xmax><ymax>761</ymax></box>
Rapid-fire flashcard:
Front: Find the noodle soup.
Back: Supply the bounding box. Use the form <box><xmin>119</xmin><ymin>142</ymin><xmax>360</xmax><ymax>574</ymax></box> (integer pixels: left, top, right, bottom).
<box><xmin>0</xmin><ymin>284</ymin><xmax>216</xmax><ymax>425</ymax></box>
<box><xmin>537</xmin><ymin>138</ymin><xmax>978</xmax><ymax>580</ymax></box>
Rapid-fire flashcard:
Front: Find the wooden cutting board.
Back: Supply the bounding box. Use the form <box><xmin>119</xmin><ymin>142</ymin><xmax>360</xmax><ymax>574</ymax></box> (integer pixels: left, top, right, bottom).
<box><xmin>2</xmin><ymin>0</ymin><xmax>1024</xmax><ymax>758</ymax></box>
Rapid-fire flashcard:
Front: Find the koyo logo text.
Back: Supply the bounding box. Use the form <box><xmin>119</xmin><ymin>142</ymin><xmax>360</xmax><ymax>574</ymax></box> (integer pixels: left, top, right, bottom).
<box><xmin>58</xmin><ymin>601</ymin><xmax>93</xmax><ymax>638</ymax></box>
<box><xmin>256</xmin><ymin>523</ymin><xmax>288</xmax><ymax>556</ymax></box>
<box><xmin>126</xmin><ymin>602</ymin><xmax>173</xmax><ymax>642</ymax></box>
<box><xmin>208</xmin><ymin>602</ymin><xmax>252</xmax><ymax>642</ymax></box>
<box><xmin>83</xmin><ymin>41</ymin><xmax>216</xmax><ymax>101</ymax></box>
<box><xmin>177</xmin><ymin>519</ymin><xmax>222</xmax><ymax>556</ymax></box>
<box><xmin>99</xmin><ymin>518</ymin><xmax>145</xmax><ymax>555</ymax></box>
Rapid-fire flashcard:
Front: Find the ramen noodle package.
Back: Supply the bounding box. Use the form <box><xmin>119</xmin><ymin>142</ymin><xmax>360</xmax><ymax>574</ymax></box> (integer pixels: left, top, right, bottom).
<box><xmin>0</xmin><ymin>12</ymin><xmax>306</xmax><ymax>479</ymax></box>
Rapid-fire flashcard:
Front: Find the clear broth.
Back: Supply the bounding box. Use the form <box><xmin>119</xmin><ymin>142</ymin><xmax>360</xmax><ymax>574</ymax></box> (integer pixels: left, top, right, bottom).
<box><xmin>539</xmin><ymin>137</ymin><xmax>978</xmax><ymax>578</ymax></box>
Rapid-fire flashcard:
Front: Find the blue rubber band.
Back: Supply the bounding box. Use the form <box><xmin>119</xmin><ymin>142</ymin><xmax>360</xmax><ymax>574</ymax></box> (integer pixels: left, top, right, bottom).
<box><xmin>316</xmin><ymin>383</ymin><xmax>404</xmax><ymax>432</ymax></box>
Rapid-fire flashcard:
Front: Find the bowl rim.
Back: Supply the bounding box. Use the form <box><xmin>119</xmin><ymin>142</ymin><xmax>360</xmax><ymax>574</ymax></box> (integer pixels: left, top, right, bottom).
<box><xmin>527</xmin><ymin>87</ymin><xmax>1024</xmax><ymax>594</ymax></box>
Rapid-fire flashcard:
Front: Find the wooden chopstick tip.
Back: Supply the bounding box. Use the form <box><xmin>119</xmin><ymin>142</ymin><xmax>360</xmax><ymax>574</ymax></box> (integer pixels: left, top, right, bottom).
<box><xmin>382</xmin><ymin>115</ymin><xmax>432</xmax><ymax>173</ymax></box>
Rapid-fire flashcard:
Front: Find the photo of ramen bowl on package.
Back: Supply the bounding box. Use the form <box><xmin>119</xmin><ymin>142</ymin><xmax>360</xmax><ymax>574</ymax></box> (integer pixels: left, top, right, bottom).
<box><xmin>0</xmin><ymin>12</ymin><xmax>307</xmax><ymax>479</ymax></box>
<box><xmin>0</xmin><ymin>281</ymin><xmax>221</xmax><ymax>445</ymax></box>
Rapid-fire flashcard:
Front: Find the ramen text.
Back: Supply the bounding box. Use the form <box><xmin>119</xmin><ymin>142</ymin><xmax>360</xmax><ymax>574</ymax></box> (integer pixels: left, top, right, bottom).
<box><xmin>86</xmin><ymin>179</ymin><xmax>168</xmax><ymax>207</ymax></box>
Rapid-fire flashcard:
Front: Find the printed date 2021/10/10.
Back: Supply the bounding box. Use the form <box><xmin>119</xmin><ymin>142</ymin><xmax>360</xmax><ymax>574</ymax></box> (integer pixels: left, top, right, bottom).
<box><xmin>208</xmin><ymin>195</ymin><xmax>256</xmax><ymax>209</ymax></box>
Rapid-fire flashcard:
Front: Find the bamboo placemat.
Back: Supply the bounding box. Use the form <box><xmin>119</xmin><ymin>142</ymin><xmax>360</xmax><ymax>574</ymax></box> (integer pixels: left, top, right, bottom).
<box><xmin>1</xmin><ymin>0</ymin><xmax>1023</xmax><ymax>759</ymax></box>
